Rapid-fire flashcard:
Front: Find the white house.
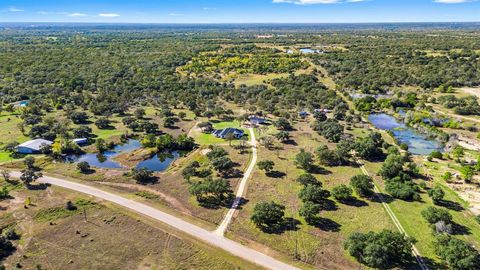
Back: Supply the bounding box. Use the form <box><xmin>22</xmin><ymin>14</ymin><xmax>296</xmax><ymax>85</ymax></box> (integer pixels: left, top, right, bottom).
<box><xmin>15</xmin><ymin>139</ymin><xmax>53</xmax><ymax>154</ymax></box>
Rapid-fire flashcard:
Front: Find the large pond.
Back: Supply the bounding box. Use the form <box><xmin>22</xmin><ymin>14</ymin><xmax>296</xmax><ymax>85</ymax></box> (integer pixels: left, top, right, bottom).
<box><xmin>66</xmin><ymin>139</ymin><xmax>180</xmax><ymax>171</ymax></box>
<box><xmin>368</xmin><ymin>113</ymin><xmax>443</xmax><ymax>155</ymax></box>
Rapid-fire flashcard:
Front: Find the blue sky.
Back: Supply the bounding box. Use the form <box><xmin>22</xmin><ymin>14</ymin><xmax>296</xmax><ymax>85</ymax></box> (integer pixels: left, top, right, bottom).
<box><xmin>1</xmin><ymin>0</ymin><xmax>479</xmax><ymax>23</ymax></box>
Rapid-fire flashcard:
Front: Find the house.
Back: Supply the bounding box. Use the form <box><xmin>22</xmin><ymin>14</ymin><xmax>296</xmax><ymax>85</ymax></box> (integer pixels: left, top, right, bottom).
<box><xmin>15</xmin><ymin>139</ymin><xmax>53</xmax><ymax>154</ymax></box>
<box><xmin>72</xmin><ymin>138</ymin><xmax>88</xmax><ymax>145</ymax></box>
<box><xmin>248</xmin><ymin>115</ymin><xmax>267</xmax><ymax>126</ymax></box>
<box><xmin>314</xmin><ymin>108</ymin><xmax>331</xmax><ymax>114</ymax></box>
<box><xmin>213</xmin><ymin>128</ymin><xmax>244</xmax><ymax>139</ymax></box>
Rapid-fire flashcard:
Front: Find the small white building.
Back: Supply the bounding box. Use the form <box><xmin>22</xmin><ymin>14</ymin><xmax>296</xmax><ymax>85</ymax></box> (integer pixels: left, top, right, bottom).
<box><xmin>15</xmin><ymin>139</ymin><xmax>53</xmax><ymax>154</ymax></box>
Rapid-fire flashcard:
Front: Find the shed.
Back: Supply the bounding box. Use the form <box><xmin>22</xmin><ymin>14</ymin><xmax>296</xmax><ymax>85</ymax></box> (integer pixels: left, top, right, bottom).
<box><xmin>73</xmin><ymin>138</ymin><xmax>88</xmax><ymax>145</ymax></box>
<box><xmin>16</xmin><ymin>139</ymin><xmax>53</xmax><ymax>154</ymax></box>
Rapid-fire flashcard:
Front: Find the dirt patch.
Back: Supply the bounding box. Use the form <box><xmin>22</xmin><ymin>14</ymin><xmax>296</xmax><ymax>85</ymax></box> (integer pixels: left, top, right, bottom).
<box><xmin>114</xmin><ymin>148</ymin><xmax>154</xmax><ymax>168</ymax></box>
<box><xmin>200</xmin><ymin>148</ymin><xmax>212</xmax><ymax>156</ymax></box>
<box><xmin>96</xmin><ymin>181</ymin><xmax>193</xmax><ymax>215</ymax></box>
<box><xmin>448</xmin><ymin>182</ymin><xmax>480</xmax><ymax>215</ymax></box>
<box><xmin>459</xmin><ymin>87</ymin><xmax>480</xmax><ymax>99</ymax></box>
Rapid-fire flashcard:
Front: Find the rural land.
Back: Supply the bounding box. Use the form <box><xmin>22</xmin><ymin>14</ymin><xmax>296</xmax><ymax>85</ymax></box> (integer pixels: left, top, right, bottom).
<box><xmin>1</xmin><ymin>22</ymin><xmax>480</xmax><ymax>270</ymax></box>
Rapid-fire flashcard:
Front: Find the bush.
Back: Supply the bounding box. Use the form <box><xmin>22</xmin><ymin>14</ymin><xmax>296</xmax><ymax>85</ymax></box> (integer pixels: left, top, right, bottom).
<box><xmin>131</xmin><ymin>168</ymin><xmax>154</xmax><ymax>184</ymax></box>
<box><xmin>429</xmin><ymin>150</ymin><xmax>443</xmax><ymax>160</ymax></box>
<box><xmin>385</xmin><ymin>177</ymin><xmax>419</xmax><ymax>200</ymax></box>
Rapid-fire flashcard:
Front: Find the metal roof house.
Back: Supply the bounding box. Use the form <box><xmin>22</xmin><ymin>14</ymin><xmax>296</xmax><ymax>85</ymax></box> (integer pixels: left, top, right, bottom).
<box><xmin>248</xmin><ymin>115</ymin><xmax>267</xmax><ymax>125</ymax></box>
<box><xmin>15</xmin><ymin>139</ymin><xmax>53</xmax><ymax>154</ymax></box>
<box><xmin>212</xmin><ymin>128</ymin><xmax>244</xmax><ymax>139</ymax></box>
<box><xmin>72</xmin><ymin>138</ymin><xmax>88</xmax><ymax>145</ymax></box>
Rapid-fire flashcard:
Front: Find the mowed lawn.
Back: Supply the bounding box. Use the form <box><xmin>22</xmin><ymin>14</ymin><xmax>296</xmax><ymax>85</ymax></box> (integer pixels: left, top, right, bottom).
<box><xmin>0</xmin><ymin>111</ymin><xmax>29</xmax><ymax>163</ymax></box>
<box><xmin>363</xmin><ymin>159</ymin><xmax>480</xmax><ymax>264</ymax></box>
<box><xmin>228</xmin><ymin>120</ymin><xmax>396</xmax><ymax>270</ymax></box>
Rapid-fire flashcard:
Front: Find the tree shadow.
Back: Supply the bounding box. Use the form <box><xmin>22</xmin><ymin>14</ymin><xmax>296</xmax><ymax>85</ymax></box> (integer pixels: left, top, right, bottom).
<box><xmin>452</xmin><ymin>222</ymin><xmax>471</xmax><ymax>235</ymax></box>
<box><xmin>320</xmin><ymin>199</ymin><xmax>338</xmax><ymax>211</ymax></box>
<box><xmin>437</xmin><ymin>200</ymin><xmax>465</xmax><ymax>212</ymax></box>
<box><xmin>28</xmin><ymin>183</ymin><xmax>50</xmax><ymax>190</ymax></box>
<box><xmin>283</xmin><ymin>139</ymin><xmax>297</xmax><ymax>146</ymax></box>
<box><xmin>309</xmin><ymin>165</ymin><xmax>331</xmax><ymax>175</ymax></box>
<box><xmin>370</xmin><ymin>192</ymin><xmax>394</xmax><ymax>204</ymax></box>
<box><xmin>310</xmin><ymin>217</ymin><xmax>341</xmax><ymax>232</ymax></box>
<box><xmin>341</xmin><ymin>197</ymin><xmax>369</xmax><ymax>207</ymax></box>
<box><xmin>260</xmin><ymin>218</ymin><xmax>301</xmax><ymax>234</ymax></box>
<box><xmin>266</xmin><ymin>171</ymin><xmax>286</xmax><ymax>178</ymax></box>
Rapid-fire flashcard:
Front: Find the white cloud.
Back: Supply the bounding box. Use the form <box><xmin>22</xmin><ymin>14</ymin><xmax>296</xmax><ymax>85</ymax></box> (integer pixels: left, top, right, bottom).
<box><xmin>168</xmin><ymin>13</ymin><xmax>184</xmax><ymax>16</ymax></box>
<box><xmin>203</xmin><ymin>7</ymin><xmax>217</xmax><ymax>10</ymax></box>
<box><xmin>8</xmin><ymin>7</ymin><xmax>24</xmax><ymax>12</ymax></box>
<box><xmin>68</xmin><ymin>13</ymin><xmax>88</xmax><ymax>17</ymax></box>
<box><xmin>98</xmin><ymin>13</ymin><xmax>120</xmax><ymax>17</ymax></box>
<box><xmin>434</xmin><ymin>0</ymin><xmax>473</xmax><ymax>3</ymax></box>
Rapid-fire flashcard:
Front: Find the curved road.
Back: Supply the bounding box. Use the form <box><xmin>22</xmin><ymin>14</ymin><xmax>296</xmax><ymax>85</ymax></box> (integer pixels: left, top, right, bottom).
<box><xmin>215</xmin><ymin>127</ymin><xmax>257</xmax><ymax>236</ymax></box>
<box><xmin>10</xmin><ymin>171</ymin><xmax>298</xmax><ymax>270</ymax></box>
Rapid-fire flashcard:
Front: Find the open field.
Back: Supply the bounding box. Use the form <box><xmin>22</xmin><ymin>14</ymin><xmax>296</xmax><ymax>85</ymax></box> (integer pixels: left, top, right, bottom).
<box><xmin>363</xmin><ymin>159</ymin><xmax>480</xmax><ymax>264</ymax></box>
<box><xmin>0</xmin><ymin>180</ymin><xmax>260</xmax><ymax>269</ymax></box>
<box><xmin>228</xmin><ymin>121</ymin><xmax>397</xmax><ymax>269</ymax></box>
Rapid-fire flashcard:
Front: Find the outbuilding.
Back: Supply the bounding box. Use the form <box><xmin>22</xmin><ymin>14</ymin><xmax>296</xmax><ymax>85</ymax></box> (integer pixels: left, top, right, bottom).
<box><xmin>72</xmin><ymin>138</ymin><xmax>88</xmax><ymax>145</ymax></box>
<box><xmin>15</xmin><ymin>139</ymin><xmax>53</xmax><ymax>154</ymax></box>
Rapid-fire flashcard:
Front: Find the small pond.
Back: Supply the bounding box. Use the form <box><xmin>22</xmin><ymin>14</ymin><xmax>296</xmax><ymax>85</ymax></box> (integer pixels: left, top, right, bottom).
<box><xmin>66</xmin><ymin>139</ymin><xmax>181</xmax><ymax>171</ymax></box>
<box><xmin>136</xmin><ymin>151</ymin><xmax>181</xmax><ymax>172</ymax></box>
<box><xmin>66</xmin><ymin>139</ymin><xmax>142</xmax><ymax>169</ymax></box>
<box><xmin>368</xmin><ymin>113</ymin><xmax>443</xmax><ymax>155</ymax></box>
<box><xmin>299</xmin><ymin>48</ymin><xmax>321</xmax><ymax>54</ymax></box>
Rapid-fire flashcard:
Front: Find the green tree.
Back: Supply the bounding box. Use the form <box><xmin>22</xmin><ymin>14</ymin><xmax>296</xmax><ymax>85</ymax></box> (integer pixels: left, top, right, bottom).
<box><xmin>434</xmin><ymin>234</ymin><xmax>480</xmax><ymax>270</ymax></box>
<box><xmin>131</xmin><ymin>168</ymin><xmax>154</xmax><ymax>184</ymax></box>
<box><xmin>257</xmin><ymin>160</ymin><xmax>275</xmax><ymax>174</ymax></box>
<box><xmin>428</xmin><ymin>185</ymin><xmax>445</xmax><ymax>204</ymax></box>
<box><xmin>189</xmin><ymin>178</ymin><xmax>233</xmax><ymax>207</ymax></box>
<box><xmin>298</xmin><ymin>184</ymin><xmax>330</xmax><ymax>204</ymax></box>
<box><xmin>211</xmin><ymin>156</ymin><xmax>235</xmax><ymax>176</ymax></box>
<box><xmin>344</xmin><ymin>230</ymin><xmax>415</xmax><ymax>269</ymax></box>
<box><xmin>250</xmin><ymin>201</ymin><xmax>285</xmax><ymax>231</ymax></box>
<box><xmin>331</xmin><ymin>184</ymin><xmax>353</xmax><ymax>202</ymax></box>
<box><xmin>295</xmin><ymin>150</ymin><xmax>314</xmax><ymax>172</ymax></box>
<box><xmin>23</xmin><ymin>156</ymin><xmax>35</xmax><ymax>169</ymax></box>
<box><xmin>299</xmin><ymin>201</ymin><xmax>321</xmax><ymax>224</ymax></box>
<box><xmin>296</xmin><ymin>174</ymin><xmax>320</xmax><ymax>186</ymax></box>
<box><xmin>274</xmin><ymin>118</ymin><xmax>291</xmax><ymax>131</ymax></box>
<box><xmin>134</xmin><ymin>108</ymin><xmax>145</xmax><ymax>119</ymax></box>
<box><xmin>421</xmin><ymin>206</ymin><xmax>453</xmax><ymax>225</ymax></box>
<box><xmin>274</xmin><ymin>131</ymin><xmax>290</xmax><ymax>143</ymax></box>
<box><xmin>350</xmin><ymin>175</ymin><xmax>374</xmax><ymax>197</ymax></box>
<box><xmin>20</xmin><ymin>169</ymin><xmax>42</xmax><ymax>188</ymax></box>
<box><xmin>77</xmin><ymin>161</ymin><xmax>91</xmax><ymax>173</ymax></box>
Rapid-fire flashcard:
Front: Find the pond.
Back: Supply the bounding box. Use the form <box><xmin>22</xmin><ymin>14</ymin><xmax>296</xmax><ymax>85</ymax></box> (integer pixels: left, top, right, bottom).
<box><xmin>299</xmin><ymin>48</ymin><xmax>321</xmax><ymax>54</ymax></box>
<box><xmin>368</xmin><ymin>113</ymin><xmax>443</xmax><ymax>155</ymax></box>
<box><xmin>66</xmin><ymin>139</ymin><xmax>181</xmax><ymax>172</ymax></box>
<box><xmin>66</xmin><ymin>139</ymin><xmax>142</xmax><ymax>169</ymax></box>
<box><xmin>136</xmin><ymin>151</ymin><xmax>181</xmax><ymax>172</ymax></box>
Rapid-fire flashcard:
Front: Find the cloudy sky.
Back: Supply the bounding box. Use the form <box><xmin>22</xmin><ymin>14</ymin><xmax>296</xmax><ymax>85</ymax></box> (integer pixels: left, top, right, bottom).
<box><xmin>1</xmin><ymin>0</ymin><xmax>479</xmax><ymax>23</ymax></box>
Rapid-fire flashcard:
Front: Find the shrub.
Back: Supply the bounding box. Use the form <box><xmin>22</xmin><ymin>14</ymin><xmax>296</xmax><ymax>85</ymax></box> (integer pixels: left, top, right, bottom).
<box><xmin>350</xmin><ymin>175</ymin><xmax>374</xmax><ymax>197</ymax></box>
<box><xmin>421</xmin><ymin>206</ymin><xmax>452</xmax><ymax>225</ymax></box>
<box><xmin>331</xmin><ymin>184</ymin><xmax>353</xmax><ymax>201</ymax></box>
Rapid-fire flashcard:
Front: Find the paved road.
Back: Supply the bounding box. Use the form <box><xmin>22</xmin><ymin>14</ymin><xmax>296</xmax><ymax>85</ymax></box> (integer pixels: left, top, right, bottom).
<box><xmin>215</xmin><ymin>127</ymin><xmax>257</xmax><ymax>236</ymax></box>
<box><xmin>357</xmin><ymin>163</ymin><xmax>429</xmax><ymax>270</ymax></box>
<box><xmin>10</xmin><ymin>171</ymin><xmax>299</xmax><ymax>270</ymax></box>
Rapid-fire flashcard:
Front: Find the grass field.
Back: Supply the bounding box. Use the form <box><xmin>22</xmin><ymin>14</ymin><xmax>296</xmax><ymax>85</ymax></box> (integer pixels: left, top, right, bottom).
<box><xmin>0</xmin><ymin>182</ymin><xmax>260</xmax><ymax>270</ymax></box>
<box><xmin>228</xmin><ymin>120</ymin><xmax>397</xmax><ymax>269</ymax></box>
<box><xmin>363</xmin><ymin>159</ymin><xmax>480</xmax><ymax>265</ymax></box>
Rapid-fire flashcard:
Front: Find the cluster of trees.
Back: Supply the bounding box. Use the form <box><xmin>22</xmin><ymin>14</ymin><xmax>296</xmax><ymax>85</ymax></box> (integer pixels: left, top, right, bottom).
<box><xmin>344</xmin><ymin>230</ymin><xmax>415</xmax><ymax>269</ymax></box>
<box><xmin>182</xmin><ymin>45</ymin><xmax>307</xmax><ymax>75</ymax></box>
<box><xmin>434</xmin><ymin>234</ymin><xmax>480</xmax><ymax>270</ymax></box>
<box><xmin>141</xmin><ymin>133</ymin><xmax>195</xmax><ymax>152</ymax></box>
<box><xmin>437</xmin><ymin>95</ymin><xmax>480</xmax><ymax>115</ymax></box>
<box><xmin>379</xmin><ymin>149</ymin><xmax>420</xmax><ymax>200</ymax></box>
<box><xmin>180</xmin><ymin>146</ymin><xmax>237</xmax><ymax>208</ymax></box>
<box><xmin>314</xmin><ymin>33</ymin><xmax>480</xmax><ymax>92</ymax></box>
